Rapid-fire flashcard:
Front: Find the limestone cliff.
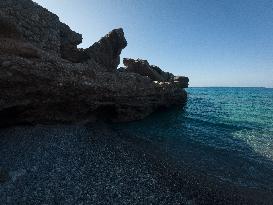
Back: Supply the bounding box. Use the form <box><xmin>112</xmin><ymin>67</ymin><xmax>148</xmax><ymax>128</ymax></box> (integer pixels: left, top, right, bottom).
<box><xmin>0</xmin><ymin>0</ymin><xmax>188</xmax><ymax>126</ymax></box>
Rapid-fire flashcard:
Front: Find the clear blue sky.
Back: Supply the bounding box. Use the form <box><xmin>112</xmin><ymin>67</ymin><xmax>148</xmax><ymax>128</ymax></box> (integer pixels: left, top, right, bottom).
<box><xmin>33</xmin><ymin>0</ymin><xmax>273</xmax><ymax>87</ymax></box>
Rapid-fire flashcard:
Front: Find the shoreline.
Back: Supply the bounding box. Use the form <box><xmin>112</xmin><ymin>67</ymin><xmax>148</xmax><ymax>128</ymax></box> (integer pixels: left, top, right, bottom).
<box><xmin>1</xmin><ymin>123</ymin><xmax>272</xmax><ymax>204</ymax></box>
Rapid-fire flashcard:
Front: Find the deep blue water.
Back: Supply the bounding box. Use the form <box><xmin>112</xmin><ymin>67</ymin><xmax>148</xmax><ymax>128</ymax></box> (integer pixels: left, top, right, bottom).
<box><xmin>113</xmin><ymin>87</ymin><xmax>273</xmax><ymax>189</ymax></box>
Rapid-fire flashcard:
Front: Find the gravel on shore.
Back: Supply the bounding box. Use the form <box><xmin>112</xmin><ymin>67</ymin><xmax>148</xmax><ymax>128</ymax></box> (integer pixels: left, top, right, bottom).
<box><xmin>0</xmin><ymin>124</ymin><xmax>272</xmax><ymax>204</ymax></box>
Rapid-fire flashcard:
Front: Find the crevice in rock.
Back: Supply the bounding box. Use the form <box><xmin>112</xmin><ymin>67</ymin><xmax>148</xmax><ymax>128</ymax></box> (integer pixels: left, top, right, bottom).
<box><xmin>0</xmin><ymin>105</ymin><xmax>32</xmax><ymax>127</ymax></box>
<box><xmin>93</xmin><ymin>105</ymin><xmax>119</xmax><ymax>122</ymax></box>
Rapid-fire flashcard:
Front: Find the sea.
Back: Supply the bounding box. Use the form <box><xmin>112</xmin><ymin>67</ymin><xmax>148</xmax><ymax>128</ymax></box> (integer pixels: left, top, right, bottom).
<box><xmin>113</xmin><ymin>87</ymin><xmax>273</xmax><ymax>190</ymax></box>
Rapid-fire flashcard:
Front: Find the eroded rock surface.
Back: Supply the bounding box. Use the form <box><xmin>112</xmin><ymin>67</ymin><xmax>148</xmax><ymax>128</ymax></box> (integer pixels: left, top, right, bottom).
<box><xmin>0</xmin><ymin>0</ymin><xmax>188</xmax><ymax>126</ymax></box>
<box><xmin>0</xmin><ymin>0</ymin><xmax>61</xmax><ymax>54</ymax></box>
<box><xmin>122</xmin><ymin>58</ymin><xmax>186</xmax><ymax>85</ymax></box>
<box><xmin>123</xmin><ymin>58</ymin><xmax>165</xmax><ymax>81</ymax></box>
<box><xmin>86</xmin><ymin>28</ymin><xmax>127</xmax><ymax>72</ymax></box>
<box><xmin>174</xmin><ymin>76</ymin><xmax>189</xmax><ymax>88</ymax></box>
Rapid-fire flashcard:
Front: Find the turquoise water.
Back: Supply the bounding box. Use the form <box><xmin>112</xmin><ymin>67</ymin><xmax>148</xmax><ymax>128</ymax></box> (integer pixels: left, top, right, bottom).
<box><xmin>113</xmin><ymin>87</ymin><xmax>273</xmax><ymax>189</ymax></box>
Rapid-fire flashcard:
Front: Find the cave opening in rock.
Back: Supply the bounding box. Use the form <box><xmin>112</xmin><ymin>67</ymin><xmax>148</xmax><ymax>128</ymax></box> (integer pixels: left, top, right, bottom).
<box><xmin>0</xmin><ymin>105</ymin><xmax>30</xmax><ymax>127</ymax></box>
<box><xmin>93</xmin><ymin>105</ymin><xmax>118</xmax><ymax>122</ymax></box>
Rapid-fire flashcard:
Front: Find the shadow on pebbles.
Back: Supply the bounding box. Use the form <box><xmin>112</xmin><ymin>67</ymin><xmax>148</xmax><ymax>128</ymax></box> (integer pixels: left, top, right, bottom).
<box><xmin>0</xmin><ymin>124</ymin><xmax>272</xmax><ymax>205</ymax></box>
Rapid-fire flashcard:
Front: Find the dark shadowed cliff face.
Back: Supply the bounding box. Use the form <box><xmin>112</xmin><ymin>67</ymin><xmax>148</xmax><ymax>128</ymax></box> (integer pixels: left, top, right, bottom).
<box><xmin>0</xmin><ymin>0</ymin><xmax>188</xmax><ymax>126</ymax></box>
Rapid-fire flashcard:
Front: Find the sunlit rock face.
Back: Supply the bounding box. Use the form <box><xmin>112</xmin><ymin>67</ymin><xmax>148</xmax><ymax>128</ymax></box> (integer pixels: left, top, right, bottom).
<box><xmin>0</xmin><ymin>0</ymin><xmax>188</xmax><ymax>126</ymax></box>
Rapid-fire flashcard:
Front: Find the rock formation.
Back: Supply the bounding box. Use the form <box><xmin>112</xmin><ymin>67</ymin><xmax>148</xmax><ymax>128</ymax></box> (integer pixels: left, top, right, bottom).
<box><xmin>174</xmin><ymin>76</ymin><xmax>189</xmax><ymax>88</ymax></box>
<box><xmin>122</xmin><ymin>58</ymin><xmax>165</xmax><ymax>81</ymax></box>
<box><xmin>0</xmin><ymin>0</ymin><xmax>188</xmax><ymax>126</ymax></box>
<box><xmin>85</xmin><ymin>29</ymin><xmax>127</xmax><ymax>72</ymax></box>
<box><xmin>122</xmin><ymin>58</ymin><xmax>177</xmax><ymax>82</ymax></box>
<box><xmin>122</xmin><ymin>58</ymin><xmax>189</xmax><ymax>88</ymax></box>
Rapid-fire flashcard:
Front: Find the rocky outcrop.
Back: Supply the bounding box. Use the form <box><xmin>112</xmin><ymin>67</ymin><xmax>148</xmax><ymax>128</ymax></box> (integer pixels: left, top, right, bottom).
<box><xmin>60</xmin><ymin>23</ymin><xmax>83</xmax><ymax>62</ymax></box>
<box><xmin>0</xmin><ymin>0</ymin><xmax>61</xmax><ymax>54</ymax></box>
<box><xmin>0</xmin><ymin>0</ymin><xmax>188</xmax><ymax>126</ymax></box>
<box><xmin>85</xmin><ymin>29</ymin><xmax>127</xmax><ymax>72</ymax></box>
<box><xmin>150</xmin><ymin>65</ymin><xmax>175</xmax><ymax>82</ymax></box>
<box><xmin>122</xmin><ymin>58</ymin><xmax>189</xmax><ymax>88</ymax></box>
<box><xmin>123</xmin><ymin>58</ymin><xmax>164</xmax><ymax>81</ymax></box>
<box><xmin>174</xmin><ymin>76</ymin><xmax>189</xmax><ymax>88</ymax></box>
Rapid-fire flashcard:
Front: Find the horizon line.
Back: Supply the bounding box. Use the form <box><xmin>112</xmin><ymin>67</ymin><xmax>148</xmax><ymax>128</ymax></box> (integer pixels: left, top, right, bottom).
<box><xmin>187</xmin><ymin>86</ymin><xmax>272</xmax><ymax>88</ymax></box>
